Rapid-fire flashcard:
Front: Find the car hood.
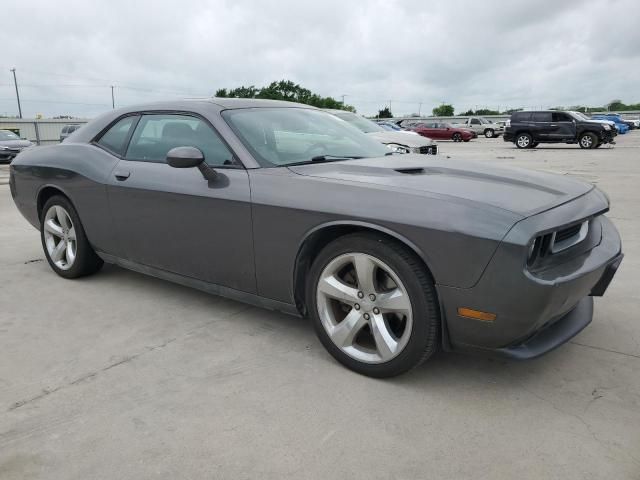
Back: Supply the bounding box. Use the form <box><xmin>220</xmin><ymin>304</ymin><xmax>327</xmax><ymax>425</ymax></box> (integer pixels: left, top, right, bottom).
<box><xmin>588</xmin><ymin>119</ymin><xmax>615</xmax><ymax>126</ymax></box>
<box><xmin>0</xmin><ymin>139</ymin><xmax>32</xmax><ymax>149</ymax></box>
<box><xmin>366</xmin><ymin>131</ymin><xmax>435</xmax><ymax>146</ymax></box>
<box><xmin>288</xmin><ymin>155</ymin><xmax>594</xmax><ymax>218</ymax></box>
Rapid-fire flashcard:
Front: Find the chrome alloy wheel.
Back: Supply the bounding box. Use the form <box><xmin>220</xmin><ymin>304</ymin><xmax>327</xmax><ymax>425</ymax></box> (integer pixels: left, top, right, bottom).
<box><xmin>316</xmin><ymin>253</ymin><xmax>413</xmax><ymax>364</ymax></box>
<box><xmin>580</xmin><ymin>134</ymin><xmax>593</xmax><ymax>148</ymax></box>
<box><xmin>43</xmin><ymin>205</ymin><xmax>77</xmax><ymax>270</ymax></box>
<box><xmin>517</xmin><ymin>134</ymin><xmax>530</xmax><ymax>148</ymax></box>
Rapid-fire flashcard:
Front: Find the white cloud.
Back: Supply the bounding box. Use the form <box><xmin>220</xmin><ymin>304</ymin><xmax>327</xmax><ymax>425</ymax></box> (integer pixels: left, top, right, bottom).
<box><xmin>1</xmin><ymin>0</ymin><xmax>639</xmax><ymax>117</ymax></box>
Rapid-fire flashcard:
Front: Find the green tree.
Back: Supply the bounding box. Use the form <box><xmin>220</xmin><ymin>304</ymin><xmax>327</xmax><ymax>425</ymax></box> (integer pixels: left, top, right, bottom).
<box><xmin>377</xmin><ymin>107</ymin><xmax>393</xmax><ymax>118</ymax></box>
<box><xmin>214</xmin><ymin>79</ymin><xmax>355</xmax><ymax>112</ymax></box>
<box><xmin>475</xmin><ymin>108</ymin><xmax>500</xmax><ymax>115</ymax></box>
<box><xmin>432</xmin><ymin>104</ymin><xmax>454</xmax><ymax>116</ymax></box>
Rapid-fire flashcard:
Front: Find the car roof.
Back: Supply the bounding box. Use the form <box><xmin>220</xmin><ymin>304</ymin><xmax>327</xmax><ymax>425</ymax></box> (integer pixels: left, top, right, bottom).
<box><xmin>120</xmin><ymin>98</ymin><xmax>317</xmax><ymax>112</ymax></box>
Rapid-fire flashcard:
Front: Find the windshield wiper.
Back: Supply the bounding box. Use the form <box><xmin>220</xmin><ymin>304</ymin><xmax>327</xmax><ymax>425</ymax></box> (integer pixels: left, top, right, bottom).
<box><xmin>286</xmin><ymin>155</ymin><xmax>364</xmax><ymax>166</ymax></box>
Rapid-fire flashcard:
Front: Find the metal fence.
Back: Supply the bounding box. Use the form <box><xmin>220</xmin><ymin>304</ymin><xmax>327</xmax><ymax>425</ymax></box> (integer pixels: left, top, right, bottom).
<box><xmin>0</xmin><ymin>118</ymin><xmax>89</xmax><ymax>145</ymax></box>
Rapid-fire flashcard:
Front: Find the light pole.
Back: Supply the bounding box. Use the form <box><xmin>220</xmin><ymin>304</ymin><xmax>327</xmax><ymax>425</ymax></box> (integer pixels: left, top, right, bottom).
<box><xmin>111</xmin><ymin>86</ymin><xmax>115</xmax><ymax>109</ymax></box>
<box><xmin>10</xmin><ymin>68</ymin><xmax>22</xmax><ymax>118</ymax></box>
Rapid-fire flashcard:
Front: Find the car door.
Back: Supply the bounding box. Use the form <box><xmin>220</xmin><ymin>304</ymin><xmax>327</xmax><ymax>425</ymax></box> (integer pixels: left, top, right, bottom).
<box><xmin>551</xmin><ymin>112</ymin><xmax>577</xmax><ymax>140</ymax></box>
<box><xmin>530</xmin><ymin>112</ymin><xmax>553</xmax><ymax>140</ymax></box>
<box><xmin>424</xmin><ymin>123</ymin><xmax>445</xmax><ymax>139</ymax></box>
<box><xmin>106</xmin><ymin>112</ymin><xmax>256</xmax><ymax>294</ymax></box>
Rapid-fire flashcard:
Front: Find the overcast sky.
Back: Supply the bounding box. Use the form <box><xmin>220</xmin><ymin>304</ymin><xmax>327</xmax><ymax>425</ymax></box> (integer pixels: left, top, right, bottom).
<box><xmin>1</xmin><ymin>0</ymin><xmax>639</xmax><ymax>118</ymax></box>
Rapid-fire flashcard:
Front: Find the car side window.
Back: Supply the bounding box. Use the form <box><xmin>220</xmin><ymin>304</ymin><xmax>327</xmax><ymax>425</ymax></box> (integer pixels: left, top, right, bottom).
<box><xmin>125</xmin><ymin>114</ymin><xmax>235</xmax><ymax>167</ymax></box>
<box><xmin>511</xmin><ymin>112</ymin><xmax>532</xmax><ymax>122</ymax></box>
<box><xmin>471</xmin><ymin>118</ymin><xmax>481</xmax><ymax>125</ymax></box>
<box><xmin>532</xmin><ymin>112</ymin><xmax>552</xmax><ymax>122</ymax></box>
<box><xmin>96</xmin><ymin>116</ymin><xmax>137</xmax><ymax>156</ymax></box>
<box><xmin>552</xmin><ymin>112</ymin><xmax>572</xmax><ymax>122</ymax></box>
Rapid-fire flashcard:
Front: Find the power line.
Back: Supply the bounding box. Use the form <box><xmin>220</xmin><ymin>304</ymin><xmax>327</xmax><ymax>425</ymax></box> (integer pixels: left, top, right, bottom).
<box><xmin>0</xmin><ymin>97</ymin><xmax>110</xmax><ymax>106</ymax></box>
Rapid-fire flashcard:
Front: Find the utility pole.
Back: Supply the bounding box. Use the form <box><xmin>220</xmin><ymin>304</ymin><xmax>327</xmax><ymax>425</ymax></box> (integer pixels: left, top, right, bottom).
<box><xmin>389</xmin><ymin>100</ymin><xmax>392</xmax><ymax>114</ymax></box>
<box><xmin>340</xmin><ymin>94</ymin><xmax>348</xmax><ymax>105</ymax></box>
<box><xmin>10</xmin><ymin>68</ymin><xmax>22</xmax><ymax>118</ymax></box>
<box><xmin>110</xmin><ymin>85</ymin><xmax>115</xmax><ymax>109</ymax></box>
<box><xmin>418</xmin><ymin>102</ymin><xmax>422</xmax><ymax>116</ymax></box>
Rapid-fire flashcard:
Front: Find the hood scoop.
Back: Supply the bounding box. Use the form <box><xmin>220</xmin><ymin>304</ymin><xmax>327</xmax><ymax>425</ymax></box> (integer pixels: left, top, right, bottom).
<box><xmin>395</xmin><ymin>167</ymin><xmax>425</xmax><ymax>175</ymax></box>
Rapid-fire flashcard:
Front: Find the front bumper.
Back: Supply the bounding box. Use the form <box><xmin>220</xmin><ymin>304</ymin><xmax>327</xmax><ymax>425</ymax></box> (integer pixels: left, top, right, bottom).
<box><xmin>438</xmin><ymin>190</ymin><xmax>622</xmax><ymax>358</ymax></box>
<box><xmin>0</xmin><ymin>150</ymin><xmax>21</xmax><ymax>162</ymax></box>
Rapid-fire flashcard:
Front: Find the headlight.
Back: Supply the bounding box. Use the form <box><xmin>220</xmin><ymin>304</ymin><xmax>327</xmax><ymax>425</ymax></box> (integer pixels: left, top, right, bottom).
<box><xmin>0</xmin><ymin>146</ymin><xmax>8</xmax><ymax>150</ymax></box>
<box><xmin>386</xmin><ymin>143</ymin><xmax>410</xmax><ymax>154</ymax></box>
<box><xmin>602</xmin><ymin>124</ymin><xmax>611</xmax><ymax>131</ymax></box>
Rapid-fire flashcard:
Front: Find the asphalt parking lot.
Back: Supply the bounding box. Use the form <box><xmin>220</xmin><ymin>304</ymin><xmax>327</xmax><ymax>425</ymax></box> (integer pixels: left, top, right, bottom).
<box><xmin>1</xmin><ymin>135</ymin><xmax>639</xmax><ymax>479</ymax></box>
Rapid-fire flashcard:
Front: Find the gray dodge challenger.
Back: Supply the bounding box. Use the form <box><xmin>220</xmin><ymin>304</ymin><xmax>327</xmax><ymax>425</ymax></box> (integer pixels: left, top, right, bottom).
<box><xmin>9</xmin><ymin>99</ymin><xmax>623</xmax><ymax>377</ymax></box>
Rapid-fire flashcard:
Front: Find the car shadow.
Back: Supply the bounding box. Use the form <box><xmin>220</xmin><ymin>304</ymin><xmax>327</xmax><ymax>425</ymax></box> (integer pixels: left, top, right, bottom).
<box><xmin>92</xmin><ymin>263</ymin><xmax>568</xmax><ymax>391</ymax></box>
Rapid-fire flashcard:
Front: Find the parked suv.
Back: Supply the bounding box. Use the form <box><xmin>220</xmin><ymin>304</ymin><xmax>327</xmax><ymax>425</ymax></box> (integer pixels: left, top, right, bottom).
<box><xmin>504</xmin><ymin>111</ymin><xmax>616</xmax><ymax>149</ymax></box>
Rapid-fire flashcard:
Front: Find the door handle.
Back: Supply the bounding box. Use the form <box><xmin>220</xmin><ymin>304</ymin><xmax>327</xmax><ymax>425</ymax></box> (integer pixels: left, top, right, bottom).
<box><xmin>549</xmin><ymin>124</ymin><xmax>557</xmax><ymax>127</ymax></box>
<box><xmin>114</xmin><ymin>170</ymin><xmax>130</xmax><ymax>181</ymax></box>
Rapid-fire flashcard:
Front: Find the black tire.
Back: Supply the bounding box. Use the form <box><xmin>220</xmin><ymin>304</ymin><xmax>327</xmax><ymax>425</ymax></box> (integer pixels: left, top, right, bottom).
<box><xmin>515</xmin><ymin>133</ymin><xmax>533</xmax><ymax>149</ymax></box>
<box><xmin>452</xmin><ymin>133</ymin><xmax>463</xmax><ymax>142</ymax></box>
<box><xmin>306</xmin><ymin>233</ymin><xmax>440</xmax><ymax>378</ymax></box>
<box><xmin>579</xmin><ymin>132</ymin><xmax>597</xmax><ymax>149</ymax></box>
<box><xmin>484</xmin><ymin>129</ymin><xmax>495</xmax><ymax>138</ymax></box>
<box><xmin>41</xmin><ymin>195</ymin><xmax>103</xmax><ymax>279</ymax></box>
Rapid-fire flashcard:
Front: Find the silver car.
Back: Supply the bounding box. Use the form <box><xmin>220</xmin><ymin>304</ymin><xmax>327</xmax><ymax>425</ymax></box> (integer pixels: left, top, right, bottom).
<box><xmin>326</xmin><ymin>110</ymin><xmax>438</xmax><ymax>155</ymax></box>
<box><xmin>0</xmin><ymin>129</ymin><xmax>32</xmax><ymax>163</ymax></box>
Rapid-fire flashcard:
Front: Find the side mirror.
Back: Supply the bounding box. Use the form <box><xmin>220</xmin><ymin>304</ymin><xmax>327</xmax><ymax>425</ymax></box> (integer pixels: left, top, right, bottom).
<box><xmin>166</xmin><ymin>146</ymin><xmax>204</xmax><ymax>168</ymax></box>
<box><xmin>166</xmin><ymin>146</ymin><xmax>217</xmax><ymax>181</ymax></box>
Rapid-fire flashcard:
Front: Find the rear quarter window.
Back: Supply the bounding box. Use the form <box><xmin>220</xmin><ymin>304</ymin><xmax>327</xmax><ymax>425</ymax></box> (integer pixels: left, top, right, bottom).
<box><xmin>96</xmin><ymin>116</ymin><xmax>138</xmax><ymax>156</ymax></box>
<box><xmin>511</xmin><ymin>112</ymin><xmax>532</xmax><ymax>122</ymax></box>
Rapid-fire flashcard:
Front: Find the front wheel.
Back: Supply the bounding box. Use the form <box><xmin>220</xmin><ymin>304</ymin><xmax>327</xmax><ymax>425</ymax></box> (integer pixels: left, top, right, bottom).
<box><xmin>515</xmin><ymin>133</ymin><xmax>532</xmax><ymax>149</ymax></box>
<box><xmin>307</xmin><ymin>233</ymin><xmax>440</xmax><ymax>378</ymax></box>
<box><xmin>484</xmin><ymin>129</ymin><xmax>495</xmax><ymax>138</ymax></box>
<box><xmin>579</xmin><ymin>132</ymin><xmax>597</xmax><ymax>149</ymax></box>
<box><xmin>41</xmin><ymin>195</ymin><xmax>103</xmax><ymax>278</ymax></box>
<box><xmin>452</xmin><ymin>132</ymin><xmax>463</xmax><ymax>142</ymax></box>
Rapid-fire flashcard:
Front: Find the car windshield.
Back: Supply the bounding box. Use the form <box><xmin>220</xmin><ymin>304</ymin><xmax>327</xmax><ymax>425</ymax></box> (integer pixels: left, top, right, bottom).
<box><xmin>222</xmin><ymin>107</ymin><xmax>391</xmax><ymax>167</ymax></box>
<box><xmin>379</xmin><ymin>122</ymin><xmax>401</xmax><ymax>131</ymax></box>
<box><xmin>569</xmin><ymin>111</ymin><xmax>590</xmax><ymax>121</ymax></box>
<box><xmin>0</xmin><ymin>130</ymin><xmax>19</xmax><ymax>140</ymax></box>
<box><xmin>330</xmin><ymin>111</ymin><xmax>385</xmax><ymax>134</ymax></box>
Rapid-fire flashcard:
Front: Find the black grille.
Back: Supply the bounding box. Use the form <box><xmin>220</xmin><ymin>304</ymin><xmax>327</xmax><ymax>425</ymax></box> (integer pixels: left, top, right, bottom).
<box><xmin>418</xmin><ymin>145</ymin><xmax>437</xmax><ymax>155</ymax></box>
<box><xmin>555</xmin><ymin>223</ymin><xmax>582</xmax><ymax>243</ymax></box>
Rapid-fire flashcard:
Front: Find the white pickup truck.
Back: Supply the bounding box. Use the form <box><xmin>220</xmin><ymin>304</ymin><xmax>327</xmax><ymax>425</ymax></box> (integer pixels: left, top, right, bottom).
<box><xmin>450</xmin><ymin>117</ymin><xmax>504</xmax><ymax>138</ymax></box>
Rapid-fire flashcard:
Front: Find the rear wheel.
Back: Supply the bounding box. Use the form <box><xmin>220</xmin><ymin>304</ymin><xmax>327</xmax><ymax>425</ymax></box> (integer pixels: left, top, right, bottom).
<box><xmin>452</xmin><ymin>132</ymin><xmax>463</xmax><ymax>142</ymax></box>
<box><xmin>41</xmin><ymin>196</ymin><xmax>103</xmax><ymax>279</ymax></box>
<box><xmin>484</xmin><ymin>129</ymin><xmax>495</xmax><ymax>138</ymax></box>
<box><xmin>307</xmin><ymin>233</ymin><xmax>439</xmax><ymax>378</ymax></box>
<box><xmin>515</xmin><ymin>133</ymin><xmax>532</xmax><ymax>149</ymax></box>
<box><xmin>579</xmin><ymin>132</ymin><xmax>597</xmax><ymax>149</ymax></box>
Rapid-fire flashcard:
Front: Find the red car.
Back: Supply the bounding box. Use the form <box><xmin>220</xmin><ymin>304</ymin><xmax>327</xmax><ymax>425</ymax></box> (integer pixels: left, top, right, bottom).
<box><xmin>410</xmin><ymin>121</ymin><xmax>475</xmax><ymax>142</ymax></box>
